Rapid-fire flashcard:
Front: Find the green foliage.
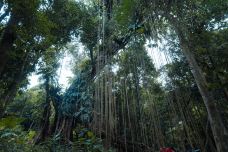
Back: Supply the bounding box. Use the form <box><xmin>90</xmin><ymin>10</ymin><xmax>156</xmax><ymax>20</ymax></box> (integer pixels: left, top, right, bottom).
<box><xmin>80</xmin><ymin>5</ymin><xmax>99</xmax><ymax>51</ymax></box>
<box><xmin>0</xmin><ymin>117</ymin><xmax>39</xmax><ymax>152</ymax></box>
<box><xmin>61</xmin><ymin>70</ymin><xmax>93</xmax><ymax>123</ymax></box>
<box><xmin>73</xmin><ymin>127</ymin><xmax>105</xmax><ymax>152</ymax></box>
<box><xmin>0</xmin><ymin>122</ymin><xmax>114</xmax><ymax>152</ymax></box>
<box><xmin>0</xmin><ymin>0</ymin><xmax>227</xmax><ymax>151</ymax></box>
<box><xmin>0</xmin><ymin>116</ymin><xmax>24</xmax><ymax>130</ymax></box>
<box><xmin>114</xmin><ymin>0</ymin><xmax>136</xmax><ymax>29</ymax></box>
<box><xmin>6</xmin><ymin>87</ymin><xmax>46</xmax><ymax>127</ymax></box>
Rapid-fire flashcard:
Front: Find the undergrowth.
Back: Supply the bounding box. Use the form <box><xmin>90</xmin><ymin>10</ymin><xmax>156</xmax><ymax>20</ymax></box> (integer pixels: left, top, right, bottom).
<box><xmin>0</xmin><ymin>116</ymin><xmax>115</xmax><ymax>152</ymax></box>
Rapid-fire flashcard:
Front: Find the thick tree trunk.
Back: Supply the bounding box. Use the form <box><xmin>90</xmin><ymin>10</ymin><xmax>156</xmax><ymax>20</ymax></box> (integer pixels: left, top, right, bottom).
<box><xmin>0</xmin><ymin>13</ymin><xmax>18</xmax><ymax>76</ymax></box>
<box><xmin>175</xmin><ymin>27</ymin><xmax>228</xmax><ymax>152</ymax></box>
<box><xmin>0</xmin><ymin>52</ymin><xmax>30</xmax><ymax>118</ymax></box>
<box><xmin>55</xmin><ymin>116</ymin><xmax>74</xmax><ymax>143</ymax></box>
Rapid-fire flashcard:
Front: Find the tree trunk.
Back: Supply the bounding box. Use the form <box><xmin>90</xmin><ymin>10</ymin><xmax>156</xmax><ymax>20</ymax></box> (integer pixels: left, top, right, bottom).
<box><xmin>0</xmin><ymin>82</ymin><xmax>19</xmax><ymax>117</ymax></box>
<box><xmin>0</xmin><ymin>13</ymin><xmax>18</xmax><ymax>76</ymax></box>
<box><xmin>34</xmin><ymin>77</ymin><xmax>51</xmax><ymax>144</ymax></box>
<box><xmin>0</xmin><ymin>51</ymin><xmax>31</xmax><ymax>118</ymax></box>
<box><xmin>0</xmin><ymin>104</ymin><xmax>4</xmax><ymax>118</ymax></box>
<box><xmin>56</xmin><ymin>116</ymin><xmax>74</xmax><ymax>143</ymax></box>
<box><xmin>51</xmin><ymin>105</ymin><xmax>59</xmax><ymax>134</ymax></box>
<box><xmin>133</xmin><ymin>67</ymin><xmax>141</xmax><ymax>121</ymax></box>
<box><xmin>175</xmin><ymin>26</ymin><xmax>228</xmax><ymax>152</ymax></box>
<box><xmin>35</xmin><ymin>102</ymin><xmax>51</xmax><ymax>144</ymax></box>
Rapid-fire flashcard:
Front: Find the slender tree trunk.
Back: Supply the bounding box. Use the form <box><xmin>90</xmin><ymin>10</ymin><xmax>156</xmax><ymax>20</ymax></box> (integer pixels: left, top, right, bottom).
<box><xmin>51</xmin><ymin>101</ymin><xmax>59</xmax><ymax>134</ymax></box>
<box><xmin>51</xmin><ymin>112</ymin><xmax>58</xmax><ymax>135</ymax></box>
<box><xmin>0</xmin><ymin>104</ymin><xmax>4</xmax><ymax>118</ymax></box>
<box><xmin>175</xmin><ymin>26</ymin><xmax>228</xmax><ymax>152</ymax></box>
<box><xmin>133</xmin><ymin>66</ymin><xmax>141</xmax><ymax>124</ymax></box>
<box><xmin>34</xmin><ymin>77</ymin><xmax>51</xmax><ymax>144</ymax></box>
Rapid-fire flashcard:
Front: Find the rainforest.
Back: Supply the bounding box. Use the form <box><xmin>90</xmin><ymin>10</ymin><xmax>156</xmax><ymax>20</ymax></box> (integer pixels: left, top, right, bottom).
<box><xmin>0</xmin><ymin>0</ymin><xmax>227</xmax><ymax>152</ymax></box>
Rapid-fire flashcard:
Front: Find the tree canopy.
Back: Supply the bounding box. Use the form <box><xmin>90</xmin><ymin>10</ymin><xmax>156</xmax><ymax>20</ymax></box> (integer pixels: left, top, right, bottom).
<box><xmin>0</xmin><ymin>0</ymin><xmax>227</xmax><ymax>152</ymax></box>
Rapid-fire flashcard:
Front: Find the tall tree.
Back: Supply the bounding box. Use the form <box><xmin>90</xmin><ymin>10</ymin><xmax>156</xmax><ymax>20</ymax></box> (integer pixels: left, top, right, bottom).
<box><xmin>0</xmin><ymin>0</ymin><xmax>82</xmax><ymax>117</ymax></box>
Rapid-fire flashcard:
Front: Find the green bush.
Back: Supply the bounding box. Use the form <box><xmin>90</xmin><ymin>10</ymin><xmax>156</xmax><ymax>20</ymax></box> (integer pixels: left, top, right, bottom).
<box><xmin>0</xmin><ymin>117</ymin><xmax>115</xmax><ymax>152</ymax></box>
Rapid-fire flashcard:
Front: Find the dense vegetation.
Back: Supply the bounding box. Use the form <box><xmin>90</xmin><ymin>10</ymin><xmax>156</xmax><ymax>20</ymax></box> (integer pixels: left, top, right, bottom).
<box><xmin>0</xmin><ymin>0</ymin><xmax>227</xmax><ymax>152</ymax></box>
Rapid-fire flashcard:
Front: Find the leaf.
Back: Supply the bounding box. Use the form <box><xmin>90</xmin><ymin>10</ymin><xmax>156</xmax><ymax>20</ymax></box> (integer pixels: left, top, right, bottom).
<box><xmin>0</xmin><ymin>132</ymin><xmax>18</xmax><ymax>138</ymax></box>
<box><xmin>87</xmin><ymin>131</ymin><xmax>94</xmax><ymax>138</ymax></box>
<box><xmin>0</xmin><ymin>116</ymin><xmax>24</xmax><ymax>130</ymax></box>
<box><xmin>27</xmin><ymin>130</ymin><xmax>36</xmax><ymax>140</ymax></box>
<box><xmin>115</xmin><ymin>0</ymin><xmax>136</xmax><ymax>27</ymax></box>
<box><xmin>136</xmin><ymin>27</ymin><xmax>145</xmax><ymax>34</ymax></box>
